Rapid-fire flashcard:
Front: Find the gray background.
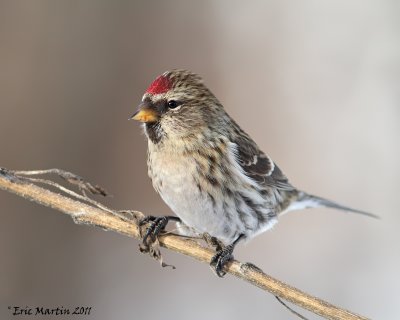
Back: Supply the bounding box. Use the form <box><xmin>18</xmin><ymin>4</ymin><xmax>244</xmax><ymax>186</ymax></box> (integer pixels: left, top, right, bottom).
<box><xmin>1</xmin><ymin>1</ymin><xmax>399</xmax><ymax>319</ymax></box>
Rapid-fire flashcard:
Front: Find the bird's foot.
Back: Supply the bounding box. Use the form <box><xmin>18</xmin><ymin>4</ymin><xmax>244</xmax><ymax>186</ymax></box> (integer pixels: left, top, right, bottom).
<box><xmin>210</xmin><ymin>244</ymin><xmax>235</xmax><ymax>277</ymax></box>
<box><xmin>138</xmin><ymin>215</ymin><xmax>180</xmax><ymax>269</ymax></box>
<box><xmin>209</xmin><ymin>234</ymin><xmax>245</xmax><ymax>277</ymax></box>
<box><xmin>139</xmin><ymin>215</ymin><xmax>180</xmax><ymax>251</ymax></box>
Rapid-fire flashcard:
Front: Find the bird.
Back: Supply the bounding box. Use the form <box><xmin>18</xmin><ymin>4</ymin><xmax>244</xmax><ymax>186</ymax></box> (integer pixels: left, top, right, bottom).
<box><xmin>130</xmin><ymin>69</ymin><xmax>376</xmax><ymax>277</ymax></box>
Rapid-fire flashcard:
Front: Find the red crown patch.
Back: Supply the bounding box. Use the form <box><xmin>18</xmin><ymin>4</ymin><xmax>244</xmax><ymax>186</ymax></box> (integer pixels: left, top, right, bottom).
<box><xmin>145</xmin><ymin>75</ymin><xmax>172</xmax><ymax>94</ymax></box>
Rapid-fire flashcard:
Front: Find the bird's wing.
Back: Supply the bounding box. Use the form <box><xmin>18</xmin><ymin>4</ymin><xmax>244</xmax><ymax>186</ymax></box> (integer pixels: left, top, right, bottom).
<box><xmin>233</xmin><ymin>135</ymin><xmax>295</xmax><ymax>191</ymax></box>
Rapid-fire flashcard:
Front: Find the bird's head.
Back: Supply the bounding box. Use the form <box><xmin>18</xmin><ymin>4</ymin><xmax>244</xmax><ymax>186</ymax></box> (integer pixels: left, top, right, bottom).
<box><xmin>131</xmin><ymin>70</ymin><xmax>227</xmax><ymax>146</ymax></box>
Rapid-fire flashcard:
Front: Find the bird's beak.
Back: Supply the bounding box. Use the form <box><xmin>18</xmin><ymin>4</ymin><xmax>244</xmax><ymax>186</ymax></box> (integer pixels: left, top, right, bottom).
<box><xmin>129</xmin><ymin>102</ymin><xmax>159</xmax><ymax>123</ymax></box>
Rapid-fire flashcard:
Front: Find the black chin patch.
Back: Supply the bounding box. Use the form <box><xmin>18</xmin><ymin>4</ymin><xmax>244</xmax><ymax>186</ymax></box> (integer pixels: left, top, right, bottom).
<box><xmin>145</xmin><ymin>122</ymin><xmax>164</xmax><ymax>144</ymax></box>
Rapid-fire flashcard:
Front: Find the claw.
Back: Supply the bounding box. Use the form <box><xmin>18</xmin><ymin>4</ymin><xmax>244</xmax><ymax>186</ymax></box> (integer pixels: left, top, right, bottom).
<box><xmin>210</xmin><ymin>244</ymin><xmax>234</xmax><ymax>277</ymax></box>
<box><xmin>139</xmin><ymin>215</ymin><xmax>156</xmax><ymax>227</ymax></box>
<box><xmin>142</xmin><ymin>216</ymin><xmax>169</xmax><ymax>245</ymax></box>
<box><xmin>139</xmin><ymin>215</ymin><xmax>181</xmax><ymax>249</ymax></box>
<box><xmin>209</xmin><ymin>233</ymin><xmax>245</xmax><ymax>277</ymax></box>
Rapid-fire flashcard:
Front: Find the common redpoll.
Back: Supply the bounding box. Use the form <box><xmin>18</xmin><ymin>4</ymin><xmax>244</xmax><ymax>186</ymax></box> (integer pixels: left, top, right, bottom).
<box><xmin>131</xmin><ymin>70</ymin><xmax>376</xmax><ymax>277</ymax></box>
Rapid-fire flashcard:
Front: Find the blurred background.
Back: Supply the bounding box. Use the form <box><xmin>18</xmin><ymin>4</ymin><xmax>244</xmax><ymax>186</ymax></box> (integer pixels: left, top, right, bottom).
<box><xmin>0</xmin><ymin>1</ymin><xmax>399</xmax><ymax>319</ymax></box>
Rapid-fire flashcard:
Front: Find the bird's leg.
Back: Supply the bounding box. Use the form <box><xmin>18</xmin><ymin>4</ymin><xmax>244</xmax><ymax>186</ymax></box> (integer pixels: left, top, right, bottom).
<box><xmin>139</xmin><ymin>216</ymin><xmax>181</xmax><ymax>248</ymax></box>
<box><xmin>210</xmin><ymin>234</ymin><xmax>245</xmax><ymax>277</ymax></box>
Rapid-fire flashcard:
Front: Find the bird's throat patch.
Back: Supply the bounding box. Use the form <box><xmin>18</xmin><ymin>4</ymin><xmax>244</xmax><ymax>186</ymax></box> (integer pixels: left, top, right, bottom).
<box><xmin>146</xmin><ymin>75</ymin><xmax>172</xmax><ymax>94</ymax></box>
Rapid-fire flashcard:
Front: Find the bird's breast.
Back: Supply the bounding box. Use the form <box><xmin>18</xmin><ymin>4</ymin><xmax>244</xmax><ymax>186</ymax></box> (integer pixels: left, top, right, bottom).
<box><xmin>147</xmin><ymin>146</ymin><xmax>241</xmax><ymax>241</ymax></box>
<box><xmin>146</xmin><ymin>143</ymin><xmax>280</xmax><ymax>245</ymax></box>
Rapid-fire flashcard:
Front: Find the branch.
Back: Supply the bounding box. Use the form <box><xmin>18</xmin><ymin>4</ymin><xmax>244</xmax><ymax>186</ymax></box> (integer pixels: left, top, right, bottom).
<box><xmin>0</xmin><ymin>167</ymin><xmax>369</xmax><ymax>320</ymax></box>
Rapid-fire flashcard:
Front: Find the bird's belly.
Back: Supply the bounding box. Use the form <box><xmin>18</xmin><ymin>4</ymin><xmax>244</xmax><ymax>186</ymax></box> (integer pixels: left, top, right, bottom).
<box><xmin>159</xmin><ymin>174</ymin><xmax>232</xmax><ymax>240</ymax></box>
<box><xmin>148</xmin><ymin>150</ymin><xmax>279</xmax><ymax>245</ymax></box>
<box><xmin>149</xmin><ymin>155</ymin><xmax>238</xmax><ymax>243</ymax></box>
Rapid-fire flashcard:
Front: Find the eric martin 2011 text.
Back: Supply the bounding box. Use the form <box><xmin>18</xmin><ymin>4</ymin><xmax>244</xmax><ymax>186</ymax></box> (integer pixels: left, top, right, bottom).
<box><xmin>8</xmin><ymin>306</ymin><xmax>92</xmax><ymax>316</ymax></box>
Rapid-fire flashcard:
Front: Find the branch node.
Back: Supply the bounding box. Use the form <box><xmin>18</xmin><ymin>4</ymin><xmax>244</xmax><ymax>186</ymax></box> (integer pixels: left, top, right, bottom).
<box><xmin>240</xmin><ymin>262</ymin><xmax>264</xmax><ymax>274</ymax></box>
<box><xmin>0</xmin><ymin>168</ymin><xmax>23</xmax><ymax>184</ymax></box>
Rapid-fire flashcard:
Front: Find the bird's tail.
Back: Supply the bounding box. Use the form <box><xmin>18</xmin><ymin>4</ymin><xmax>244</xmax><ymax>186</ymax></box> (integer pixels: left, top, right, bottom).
<box><xmin>288</xmin><ymin>191</ymin><xmax>378</xmax><ymax>219</ymax></box>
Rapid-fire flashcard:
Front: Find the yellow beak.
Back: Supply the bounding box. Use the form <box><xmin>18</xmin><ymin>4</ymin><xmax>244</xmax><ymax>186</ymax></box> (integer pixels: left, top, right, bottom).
<box><xmin>130</xmin><ymin>107</ymin><xmax>159</xmax><ymax>123</ymax></box>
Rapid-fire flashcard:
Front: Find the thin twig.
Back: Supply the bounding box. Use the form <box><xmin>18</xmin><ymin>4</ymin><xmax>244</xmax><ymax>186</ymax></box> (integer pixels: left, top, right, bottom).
<box><xmin>276</xmin><ymin>296</ymin><xmax>310</xmax><ymax>320</ymax></box>
<box><xmin>0</xmin><ymin>167</ymin><xmax>370</xmax><ymax>320</ymax></box>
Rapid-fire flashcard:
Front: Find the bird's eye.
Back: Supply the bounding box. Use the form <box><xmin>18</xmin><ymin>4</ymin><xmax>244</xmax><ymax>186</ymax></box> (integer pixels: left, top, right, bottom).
<box><xmin>167</xmin><ymin>100</ymin><xmax>180</xmax><ymax>109</ymax></box>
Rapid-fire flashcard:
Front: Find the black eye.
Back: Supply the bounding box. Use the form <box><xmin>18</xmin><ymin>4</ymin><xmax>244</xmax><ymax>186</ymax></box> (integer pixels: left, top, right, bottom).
<box><xmin>167</xmin><ymin>100</ymin><xmax>180</xmax><ymax>109</ymax></box>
